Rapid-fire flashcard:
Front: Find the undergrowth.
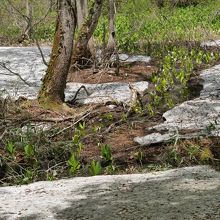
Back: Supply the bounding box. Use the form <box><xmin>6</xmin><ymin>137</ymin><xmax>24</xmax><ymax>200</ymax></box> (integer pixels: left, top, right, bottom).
<box><xmin>0</xmin><ymin>98</ymin><xmax>219</xmax><ymax>186</ymax></box>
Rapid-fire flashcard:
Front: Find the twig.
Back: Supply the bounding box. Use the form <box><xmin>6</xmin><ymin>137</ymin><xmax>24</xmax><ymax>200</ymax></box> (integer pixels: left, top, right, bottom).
<box><xmin>36</xmin><ymin>39</ymin><xmax>48</xmax><ymax>66</ymax></box>
<box><xmin>49</xmin><ymin>109</ymin><xmax>95</xmax><ymax>138</ymax></box>
<box><xmin>4</xmin><ymin>0</ymin><xmax>29</xmax><ymax>21</ymax></box>
<box><xmin>32</xmin><ymin>0</ymin><xmax>56</xmax><ymax>29</ymax></box>
<box><xmin>0</xmin><ymin>129</ymin><xmax>7</xmax><ymax>141</ymax></box>
<box><xmin>31</xmin><ymin>116</ymin><xmax>76</xmax><ymax>123</ymax></box>
<box><xmin>67</xmin><ymin>85</ymin><xmax>91</xmax><ymax>104</ymax></box>
<box><xmin>0</xmin><ymin>62</ymin><xmax>34</xmax><ymax>86</ymax></box>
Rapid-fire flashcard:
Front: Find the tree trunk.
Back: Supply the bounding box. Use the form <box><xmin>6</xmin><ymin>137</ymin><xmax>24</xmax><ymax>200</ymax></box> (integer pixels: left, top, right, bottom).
<box><xmin>71</xmin><ymin>0</ymin><xmax>103</xmax><ymax>68</ymax></box>
<box><xmin>24</xmin><ymin>0</ymin><xmax>33</xmax><ymax>40</ymax></box>
<box><xmin>76</xmin><ymin>0</ymin><xmax>88</xmax><ymax>28</ymax></box>
<box><xmin>76</xmin><ymin>0</ymin><xmax>95</xmax><ymax>58</ymax></box>
<box><xmin>105</xmin><ymin>0</ymin><xmax>119</xmax><ymax>75</ymax></box>
<box><xmin>38</xmin><ymin>0</ymin><xmax>76</xmax><ymax>107</ymax></box>
<box><xmin>106</xmin><ymin>0</ymin><xmax>116</xmax><ymax>54</ymax></box>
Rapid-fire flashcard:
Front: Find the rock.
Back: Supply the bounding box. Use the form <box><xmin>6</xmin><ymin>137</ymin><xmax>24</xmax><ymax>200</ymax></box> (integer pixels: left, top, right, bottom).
<box><xmin>0</xmin><ymin>166</ymin><xmax>220</xmax><ymax>219</ymax></box>
<box><xmin>0</xmin><ymin>47</ymin><xmax>50</xmax><ymax>99</ymax></box>
<box><xmin>116</xmin><ymin>54</ymin><xmax>151</xmax><ymax>64</ymax></box>
<box><xmin>134</xmin><ymin>64</ymin><xmax>220</xmax><ymax>146</ymax></box>
<box><xmin>201</xmin><ymin>40</ymin><xmax>220</xmax><ymax>47</ymax></box>
<box><xmin>66</xmin><ymin>81</ymin><xmax>149</xmax><ymax>105</ymax></box>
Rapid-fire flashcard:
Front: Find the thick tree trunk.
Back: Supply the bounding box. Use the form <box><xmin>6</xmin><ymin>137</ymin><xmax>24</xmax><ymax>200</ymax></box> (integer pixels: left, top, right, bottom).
<box><xmin>71</xmin><ymin>0</ymin><xmax>103</xmax><ymax>67</ymax></box>
<box><xmin>38</xmin><ymin>0</ymin><xmax>76</xmax><ymax>107</ymax></box>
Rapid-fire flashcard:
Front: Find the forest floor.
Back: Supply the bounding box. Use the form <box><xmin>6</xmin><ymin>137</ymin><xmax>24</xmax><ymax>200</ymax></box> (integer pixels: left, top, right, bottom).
<box><xmin>1</xmin><ymin>45</ymin><xmax>220</xmax><ymax>185</ymax></box>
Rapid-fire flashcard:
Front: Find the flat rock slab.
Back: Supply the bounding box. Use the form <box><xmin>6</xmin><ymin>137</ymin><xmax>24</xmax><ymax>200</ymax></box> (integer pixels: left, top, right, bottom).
<box><xmin>0</xmin><ymin>166</ymin><xmax>219</xmax><ymax>220</ymax></box>
<box><xmin>0</xmin><ymin>47</ymin><xmax>149</xmax><ymax>105</ymax></box>
<box><xmin>112</xmin><ymin>54</ymin><xmax>151</xmax><ymax>64</ymax></box>
<box><xmin>134</xmin><ymin>63</ymin><xmax>220</xmax><ymax>146</ymax></box>
<box><xmin>201</xmin><ymin>39</ymin><xmax>220</xmax><ymax>47</ymax></box>
<box><xmin>66</xmin><ymin>81</ymin><xmax>148</xmax><ymax>105</ymax></box>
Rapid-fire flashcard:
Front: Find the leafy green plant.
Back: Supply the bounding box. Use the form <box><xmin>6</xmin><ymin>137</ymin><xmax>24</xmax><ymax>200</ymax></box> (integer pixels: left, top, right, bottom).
<box><xmin>22</xmin><ymin>169</ymin><xmax>35</xmax><ymax>184</ymax></box>
<box><xmin>101</xmin><ymin>144</ymin><xmax>112</xmax><ymax>162</ymax></box>
<box><xmin>24</xmin><ymin>144</ymin><xmax>35</xmax><ymax>158</ymax></box>
<box><xmin>121</xmin><ymin>113</ymin><xmax>128</xmax><ymax>122</ymax></box>
<box><xmin>186</xmin><ymin>144</ymin><xmax>200</xmax><ymax>160</ymax></box>
<box><xmin>72</xmin><ymin>121</ymin><xmax>86</xmax><ymax>155</ymax></box>
<box><xmin>68</xmin><ymin>153</ymin><xmax>81</xmax><ymax>175</ymax></box>
<box><xmin>132</xmin><ymin>103</ymin><xmax>143</xmax><ymax>114</ymax></box>
<box><xmin>89</xmin><ymin>160</ymin><xmax>102</xmax><ymax>176</ymax></box>
<box><xmin>102</xmin><ymin>113</ymin><xmax>113</xmax><ymax>122</ymax></box>
<box><xmin>92</xmin><ymin>124</ymin><xmax>103</xmax><ymax>133</ymax></box>
<box><xmin>148</xmin><ymin>45</ymin><xmax>219</xmax><ymax>114</ymax></box>
<box><xmin>6</xmin><ymin>142</ymin><xmax>16</xmax><ymax>155</ymax></box>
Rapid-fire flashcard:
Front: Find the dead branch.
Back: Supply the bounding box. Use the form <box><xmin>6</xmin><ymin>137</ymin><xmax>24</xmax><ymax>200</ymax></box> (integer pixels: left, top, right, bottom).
<box><xmin>36</xmin><ymin>39</ymin><xmax>48</xmax><ymax>66</ymax></box>
<box><xmin>67</xmin><ymin>85</ymin><xmax>91</xmax><ymax>105</ymax></box>
<box><xmin>4</xmin><ymin>0</ymin><xmax>29</xmax><ymax>21</ymax></box>
<box><xmin>0</xmin><ymin>62</ymin><xmax>34</xmax><ymax>86</ymax></box>
<box><xmin>32</xmin><ymin>0</ymin><xmax>56</xmax><ymax>29</ymax></box>
<box><xmin>49</xmin><ymin>108</ymin><xmax>96</xmax><ymax>138</ymax></box>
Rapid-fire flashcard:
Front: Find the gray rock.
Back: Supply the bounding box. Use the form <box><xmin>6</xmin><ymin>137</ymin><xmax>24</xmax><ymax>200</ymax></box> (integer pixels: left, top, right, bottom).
<box><xmin>112</xmin><ymin>54</ymin><xmax>151</xmax><ymax>63</ymax></box>
<box><xmin>0</xmin><ymin>166</ymin><xmax>220</xmax><ymax>219</ymax></box>
<box><xmin>134</xmin><ymin>64</ymin><xmax>220</xmax><ymax>146</ymax></box>
<box><xmin>66</xmin><ymin>81</ymin><xmax>148</xmax><ymax>105</ymax></box>
<box><xmin>201</xmin><ymin>39</ymin><xmax>220</xmax><ymax>47</ymax></box>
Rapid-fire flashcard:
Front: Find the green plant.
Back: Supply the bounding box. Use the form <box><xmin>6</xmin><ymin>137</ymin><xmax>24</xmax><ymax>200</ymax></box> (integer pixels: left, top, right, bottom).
<box><xmin>6</xmin><ymin>142</ymin><xmax>16</xmax><ymax>155</ymax></box>
<box><xmin>134</xmin><ymin>151</ymin><xmax>144</xmax><ymax>165</ymax></box>
<box><xmin>105</xmin><ymin>164</ymin><xmax>116</xmax><ymax>174</ymax></box>
<box><xmin>22</xmin><ymin>169</ymin><xmax>35</xmax><ymax>184</ymax></box>
<box><xmin>121</xmin><ymin>113</ymin><xmax>128</xmax><ymax>122</ymax></box>
<box><xmin>132</xmin><ymin>103</ymin><xmax>143</xmax><ymax>114</ymax></box>
<box><xmin>72</xmin><ymin>121</ymin><xmax>86</xmax><ymax>155</ymax></box>
<box><xmin>89</xmin><ymin>160</ymin><xmax>102</xmax><ymax>176</ymax></box>
<box><xmin>68</xmin><ymin>153</ymin><xmax>81</xmax><ymax>175</ymax></box>
<box><xmin>200</xmin><ymin>147</ymin><xmax>213</xmax><ymax>162</ymax></box>
<box><xmin>148</xmin><ymin>45</ymin><xmax>219</xmax><ymax>114</ymax></box>
<box><xmin>186</xmin><ymin>144</ymin><xmax>200</xmax><ymax>160</ymax></box>
<box><xmin>101</xmin><ymin>144</ymin><xmax>112</xmax><ymax>162</ymax></box>
<box><xmin>24</xmin><ymin>144</ymin><xmax>35</xmax><ymax>158</ymax></box>
<box><xmin>102</xmin><ymin>113</ymin><xmax>113</xmax><ymax>122</ymax></box>
<box><xmin>92</xmin><ymin>124</ymin><xmax>103</xmax><ymax>133</ymax></box>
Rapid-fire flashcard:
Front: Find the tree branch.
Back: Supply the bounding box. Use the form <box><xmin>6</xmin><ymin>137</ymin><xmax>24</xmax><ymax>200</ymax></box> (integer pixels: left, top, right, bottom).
<box><xmin>36</xmin><ymin>39</ymin><xmax>49</xmax><ymax>66</ymax></box>
<box><xmin>0</xmin><ymin>62</ymin><xmax>34</xmax><ymax>86</ymax></box>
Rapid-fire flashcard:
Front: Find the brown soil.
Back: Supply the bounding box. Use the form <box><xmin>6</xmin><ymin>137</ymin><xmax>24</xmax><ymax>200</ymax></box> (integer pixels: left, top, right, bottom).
<box><xmin>67</xmin><ymin>64</ymin><xmax>157</xmax><ymax>84</ymax></box>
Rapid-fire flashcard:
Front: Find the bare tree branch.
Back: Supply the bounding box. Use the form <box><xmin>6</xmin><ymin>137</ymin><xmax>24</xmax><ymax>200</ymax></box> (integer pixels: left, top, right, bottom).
<box><xmin>0</xmin><ymin>62</ymin><xmax>34</xmax><ymax>86</ymax></box>
<box><xmin>32</xmin><ymin>0</ymin><xmax>56</xmax><ymax>29</ymax></box>
<box><xmin>36</xmin><ymin>39</ymin><xmax>49</xmax><ymax>66</ymax></box>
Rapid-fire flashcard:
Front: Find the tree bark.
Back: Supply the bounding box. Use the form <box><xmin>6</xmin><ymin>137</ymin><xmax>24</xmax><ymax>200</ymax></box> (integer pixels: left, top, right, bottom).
<box><xmin>106</xmin><ymin>0</ymin><xmax>116</xmax><ymax>54</ymax></box>
<box><xmin>71</xmin><ymin>0</ymin><xmax>103</xmax><ymax>67</ymax></box>
<box><xmin>76</xmin><ymin>0</ymin><xmax>88</xmax><ymax>28</ymax></box>
<box><xmin>24</xmin><ymin>0</ymin><xmax>33</xmax><ymax>40</ymax></box>
<box><xmin>38</xmin><ymin>0</ymin><xmax>76</xmax><ymax>107</ymax></box>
